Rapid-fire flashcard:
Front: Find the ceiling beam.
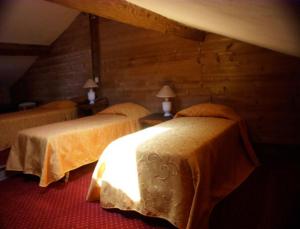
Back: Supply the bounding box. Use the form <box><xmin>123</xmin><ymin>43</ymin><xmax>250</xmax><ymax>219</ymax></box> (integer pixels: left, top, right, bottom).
<box><xmin>45</xmin><ymin>0</ymin><xmax>205</xmax><ymax>41</ymax></box>
<box><xmin>89</xmin><ymin>15</ymin><xmax>101</xmax><ymax>83</ymax></box>
<box><xmin>89</xmin><ymin>14</ymin><xmax>102</xmax><ymax>97</ymax></box>
<box><xmin>0</xmin><ymin>43</ymin><xmax>50</xmax><ymax>56</ymax></box>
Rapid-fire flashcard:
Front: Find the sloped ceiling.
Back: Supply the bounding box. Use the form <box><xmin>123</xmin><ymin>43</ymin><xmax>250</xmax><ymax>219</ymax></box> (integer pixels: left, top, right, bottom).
<box><xmin>127</xmin><ymin>0</ymin><xmax>300</xmax><ymax>58</ymax></box>
<box><xmin>0</xmin><ymin>0</ymin><xmax>79</xmax><ymax>89</ymax></box>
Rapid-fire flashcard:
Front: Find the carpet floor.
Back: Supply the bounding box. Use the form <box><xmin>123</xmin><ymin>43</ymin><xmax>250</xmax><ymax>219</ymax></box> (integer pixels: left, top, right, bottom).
<box><xmin>0</xmin><ymin>163</ymin><xmax>175</xmax><ymax>229</ymax></box>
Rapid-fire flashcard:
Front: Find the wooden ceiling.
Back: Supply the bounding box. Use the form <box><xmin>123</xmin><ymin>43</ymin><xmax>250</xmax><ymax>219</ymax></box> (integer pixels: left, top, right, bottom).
<box><xmin>0</xmin><ymin>0</ymin><xmax>79</xmax><ymax>88</ymax></box>
<box><xmin>45</xmin><ymin>0</ymin><xmax>205</xmax><ymax>42</ymax></box>
<box><xmin>47</xmin><ymin>0</ymin><xmax>300</xmax><ymax>58</ymax></box>
<box><xmin>127</xmin><ymin>0</ymin><xmax>300</xmax><ymax>58</ymax></box>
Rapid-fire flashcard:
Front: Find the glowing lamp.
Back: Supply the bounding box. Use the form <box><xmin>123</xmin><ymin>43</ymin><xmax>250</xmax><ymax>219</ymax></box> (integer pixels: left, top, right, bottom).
<box><xmin>83</xmin><ymin>79</ymin><xmax>98</xmax><ymax>104</ymax></box>
<box><xmin>156</xmin><ymin>85</ymin><xmax>176</xmax><ymax>117</ymax></box>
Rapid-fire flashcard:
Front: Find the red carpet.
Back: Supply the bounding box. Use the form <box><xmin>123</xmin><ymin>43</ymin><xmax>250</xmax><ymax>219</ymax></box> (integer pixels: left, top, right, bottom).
<box><xmin>0</xmin><ymin>164</ymin><xmax>175</xmax><ymax>229</ymax></box>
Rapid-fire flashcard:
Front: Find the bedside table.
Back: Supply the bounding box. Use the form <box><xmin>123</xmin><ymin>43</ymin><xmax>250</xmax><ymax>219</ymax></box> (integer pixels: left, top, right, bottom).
<box><xmin>139</xmin><ymin>113</ymin><xmax>173</xmax><ymax>128</ymax></box>
<box><xmin>78</xmin><ymin>97</ymin><xmax>109</xmax><ymax>117</ymax></box>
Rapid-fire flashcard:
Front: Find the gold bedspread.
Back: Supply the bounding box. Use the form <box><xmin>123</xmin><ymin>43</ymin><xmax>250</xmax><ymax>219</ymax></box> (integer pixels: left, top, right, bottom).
<box><xmin>87</xmin><ymin>106</ymin><xmax>258</xmax><ymax>229</ymax></box>
<box><xmin>6</xmin><ymin>114</ymin><xmax>142</xmax><ymax>187</ymax></box>
<box><xmin>0</xmin><ymin>107</ymin><xmax>77</xmax><ymax>151</ymax></box>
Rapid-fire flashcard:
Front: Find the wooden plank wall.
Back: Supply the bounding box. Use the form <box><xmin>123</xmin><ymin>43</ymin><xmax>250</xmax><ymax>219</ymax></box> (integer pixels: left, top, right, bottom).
<box><xmin>10</xmin><ymin>15</ymin><xmax>300</xmax><ymax>144</ymax></box>
<box><xmin>11</xmin><ymin>14</ymin><xmax>92</xmax><ymax>103</ymax></box>
<box><xmin>98</xmin><ymin>19</ymin><xmax>300</xmax><ymax>144</ymax></box>
<box><xmin>0</xmin><ymin>88</ymin><xmax>10</xmax><ymax>105</ymax></box>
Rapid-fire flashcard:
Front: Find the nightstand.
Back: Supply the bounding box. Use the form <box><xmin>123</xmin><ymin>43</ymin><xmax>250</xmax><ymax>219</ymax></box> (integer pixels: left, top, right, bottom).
<box><xmin>139</xmin><ymin>113</ymin><xmax>173</xmax><ymax>128</ymax></box>
<box><xmin>78</xmin><ymin>97</ymin><xmax>109</xmax><ymax>117</ymax></box>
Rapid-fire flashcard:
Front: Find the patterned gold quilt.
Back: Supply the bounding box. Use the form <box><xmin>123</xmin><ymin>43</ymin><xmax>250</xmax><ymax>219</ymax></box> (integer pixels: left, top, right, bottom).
<box><xmin>87</xmin><ymin>103</ymin><xmax>259</xmax><ymax>229</ymax></box>
<box><xmin>0</xmin><ymin>105</ymin><xmax>77</xmax><ymax>151</ymax></box>
<box><xmin>6</xmin><ymin>103</ymin><xmax>150</xmax><ymax>187</ymax></box>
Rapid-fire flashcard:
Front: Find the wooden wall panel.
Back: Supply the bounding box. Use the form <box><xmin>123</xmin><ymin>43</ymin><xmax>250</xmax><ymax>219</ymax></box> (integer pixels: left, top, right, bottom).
<box><xmin>11</xmin><ymin>14</ymin><xmax>92</xmax><ymax>103</ymax></box>
<box><xmin>99</xmin><ymin>20</ymin><xmax>300</xmax><ymax>144</ymax></box>
<box><xmin>11</xmin><ymin>15</ymin><xmax>300</xmax><ymax>144</ymax></box>
<box><xmin>0</xmin><ymin>87</ymin><xmax>10</xmax><ymax>105</ymax></box>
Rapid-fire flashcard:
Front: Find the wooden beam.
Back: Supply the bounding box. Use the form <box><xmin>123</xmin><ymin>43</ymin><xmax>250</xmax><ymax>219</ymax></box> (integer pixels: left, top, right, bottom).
<box><xmin>89</xmin><ymin>14</ymin><xmax>101</xmax><ymax>82</ymax></box>
<box><xmin>0</xmin><ymin>43</ymin><xmax>49</xmax><ymax>56</ymax></box>
<box><xmin>45</xmin><ymin>0</ymin><xmax>205</xmax><ymax>41</ymax></box>
<box><xmin>89</xmin><ymin>14</ymin><xmax>102</xmax><ymax>96</ymax></box>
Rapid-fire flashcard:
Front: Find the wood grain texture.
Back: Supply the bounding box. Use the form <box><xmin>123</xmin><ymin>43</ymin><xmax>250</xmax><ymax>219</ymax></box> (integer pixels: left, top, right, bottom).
<box><xmin>126</xmin><ymin>0</ymin><xmax>300</xmax><ymax>58</ymax></box>
<box><xmin>89</xmin><ymin>14</ymin><xmax>101</xmax><ymax>86</ymax></box>
<box><xmin>46</xmin><ymin>0</ymin><xmax>204</xmax><ymax>41</ymax></box>
<box><xmin>98</xmin><ymin>20</ymin><xmax>300</xmax><ymax>144</ymax></box>
<box><xmin>11</xmin><ymin>16</ymin><xmax>300</xmax><ymax>144</ymax></box>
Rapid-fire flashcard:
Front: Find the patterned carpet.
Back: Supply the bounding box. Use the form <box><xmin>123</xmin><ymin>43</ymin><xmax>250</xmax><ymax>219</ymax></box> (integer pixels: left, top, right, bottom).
<box><xmin>0</xmin><ymin>163</ymin><xmax>175</xmax><ymax>229</ymax></box>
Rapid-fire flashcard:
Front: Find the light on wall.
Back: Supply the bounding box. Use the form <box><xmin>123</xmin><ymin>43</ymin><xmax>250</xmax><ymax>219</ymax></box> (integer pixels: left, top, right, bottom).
<box><xmin>83</xmin><ymin>79</ymin><xmax>98</xmax><ymax>104</ymax></box>
<box><xmin>156</xmin><ymin>85</ymin><xmax>176</xmax><ymax>117</ymax></box>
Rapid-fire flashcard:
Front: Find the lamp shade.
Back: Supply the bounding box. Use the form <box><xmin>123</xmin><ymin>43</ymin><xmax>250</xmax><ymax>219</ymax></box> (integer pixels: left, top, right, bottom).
<box><xmin>156</xmin><ymin>85</ymin><xmax>176</xmax><ymax>98</ymax></box>
<box><xmin>83</xmin><ymin>79</ymin><xmax>98</xmax><ymax>88</ymax></box>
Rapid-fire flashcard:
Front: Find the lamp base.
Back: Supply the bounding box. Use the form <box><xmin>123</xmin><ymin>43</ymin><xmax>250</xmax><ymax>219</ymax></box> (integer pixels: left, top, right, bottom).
<box><xmin>87</xmin><ymin>89</ymin><xmax>96</xmax><ymax>104</ymax></box>
<box><xmin>162</xmin><ymin>100</ymin><xmax>172</xmax><ymax>117</ymax></box>
<box><xmin>163</xmin><ymin>112</ymin><xmax>172</xmax><ymax>117</ymax></box>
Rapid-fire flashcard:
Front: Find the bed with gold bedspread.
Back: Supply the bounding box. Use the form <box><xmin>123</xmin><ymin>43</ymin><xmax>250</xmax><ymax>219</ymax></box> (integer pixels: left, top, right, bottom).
<box><xmin>0</xmin><ymin>100</ymin><xmax>78</xmax><ymax>151</ymax></box>
<box><xmin>6</xmin><ymin>103</ymin><xmax>150</xmax><ymax>187</ymax></box>
<box><xmin>87</xmin><ymin>103</ymin><xmax>259</xmax><ymax>229</ymax></box>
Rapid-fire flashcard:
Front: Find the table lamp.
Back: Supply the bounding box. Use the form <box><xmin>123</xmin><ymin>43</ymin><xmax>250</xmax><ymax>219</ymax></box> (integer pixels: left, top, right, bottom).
<box><xmin>156</xmin><ymin>85</ymin><xmax>176</xmax><ymax>117</ymax></box>
<box><xmin>83</xmin><ymin>79</ymin><xmax>98</xmax><ymax>104</ymax></box>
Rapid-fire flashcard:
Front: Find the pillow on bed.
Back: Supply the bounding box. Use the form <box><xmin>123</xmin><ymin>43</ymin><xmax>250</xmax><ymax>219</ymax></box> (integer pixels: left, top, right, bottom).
<box><xmin>40</xmin><ymin>100</ymin><xmax>77</xmax><ymax>109</ymax></box>
<box><xmin>174</xmin><ymin>103</ymin><xmax>240</xmax><ymax>121</ymax></box>
<box><xmin>99</xmin><ymin>103</ymin><xmax>150</xmax><ymax>118</ymax></box>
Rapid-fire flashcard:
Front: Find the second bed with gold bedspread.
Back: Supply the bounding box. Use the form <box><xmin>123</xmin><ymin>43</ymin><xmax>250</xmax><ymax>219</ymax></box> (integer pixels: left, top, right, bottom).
<box><xmin>87</xmin><ymin>103</ymin><xmax>259</xmax><ymax>229</ymax></box>
<box><xmin>0</xmin><ymin>100</ymin><xmax>78</xmax><ymax>151</ymax></box>
<box><xmin>6</xmin><ymin>103</ymin><xmax>150</xmax><ymax>187</ymax></box>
